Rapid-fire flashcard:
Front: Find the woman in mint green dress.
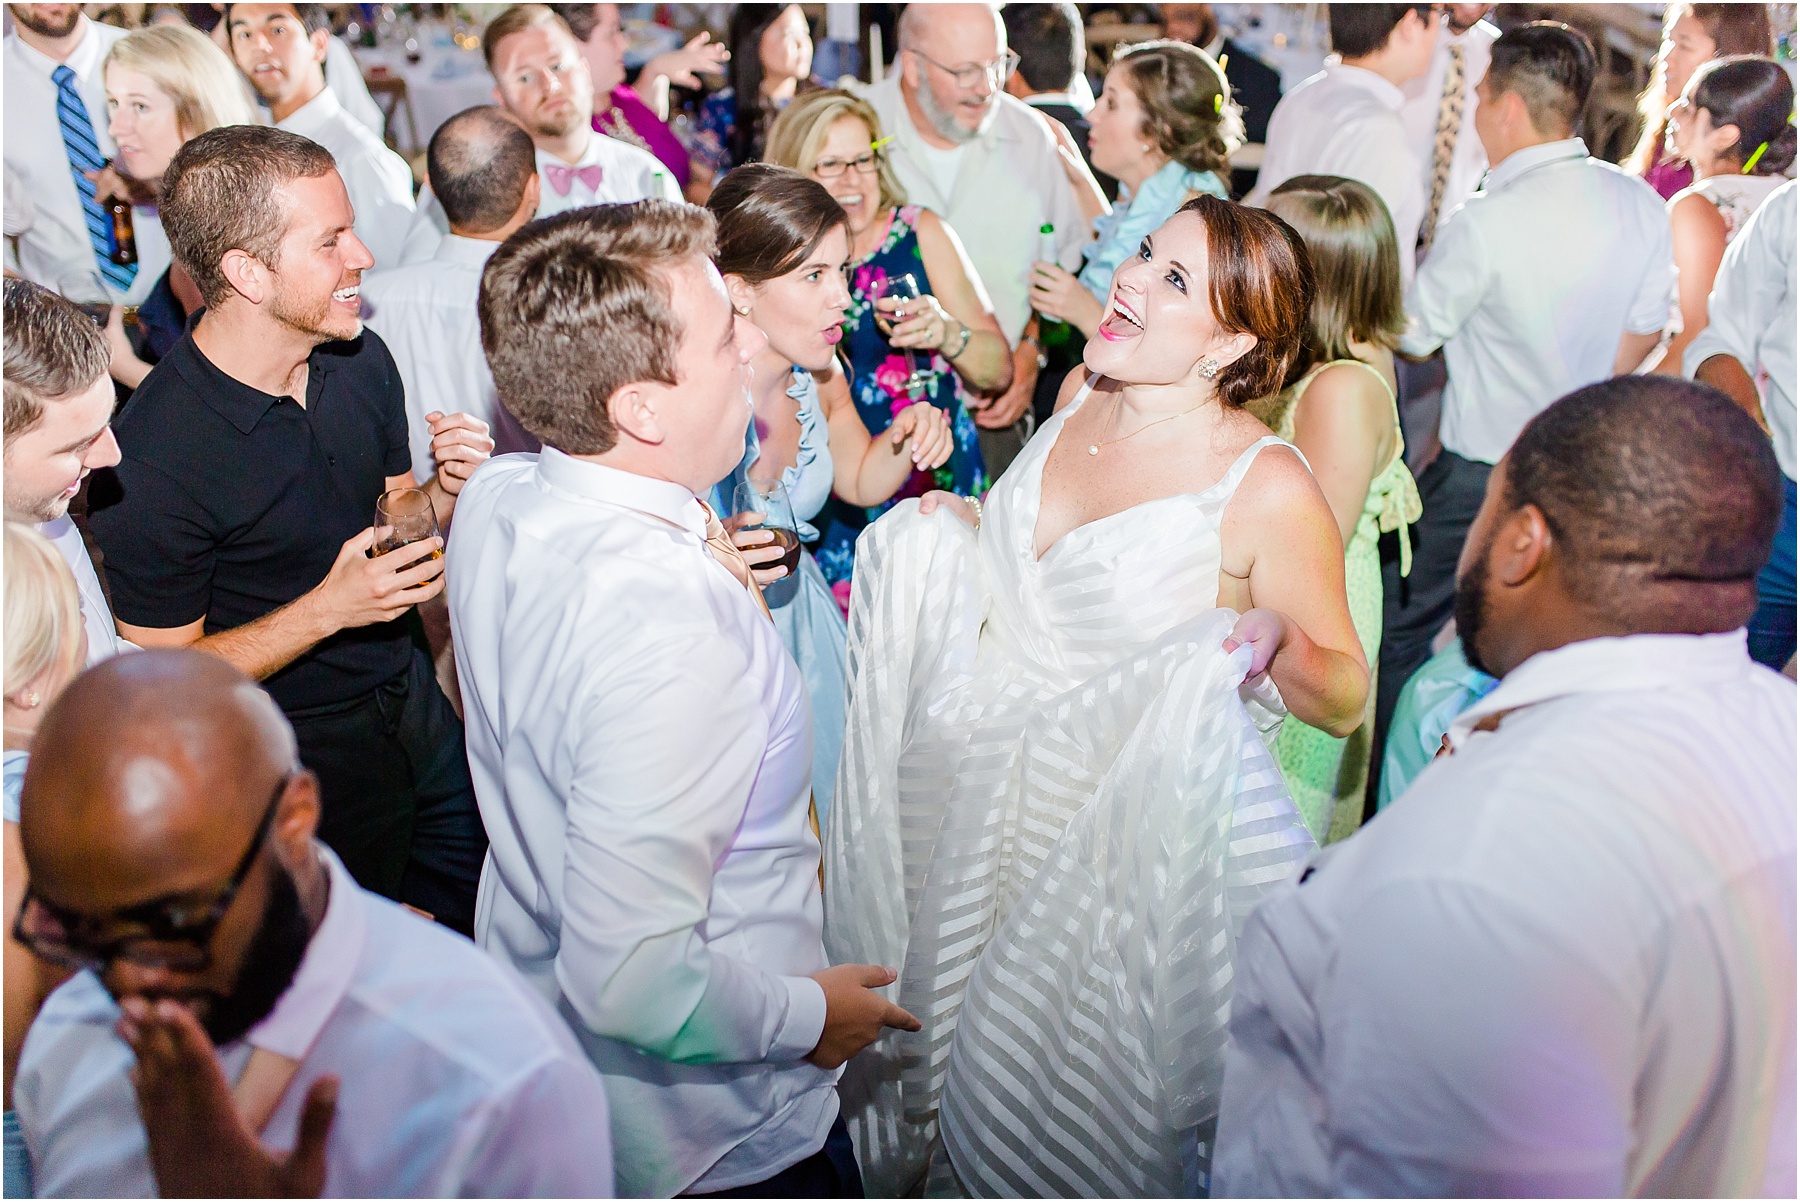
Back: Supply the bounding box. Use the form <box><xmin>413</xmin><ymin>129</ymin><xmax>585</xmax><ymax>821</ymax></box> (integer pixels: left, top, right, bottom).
<box><xmin>1252</xmin><ymin>176</ymin><xmax>1421</xmax><ymax>843</ymax></box>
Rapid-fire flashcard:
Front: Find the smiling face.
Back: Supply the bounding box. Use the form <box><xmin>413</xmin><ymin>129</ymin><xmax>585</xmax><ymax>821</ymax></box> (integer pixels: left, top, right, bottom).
<box><xmin>1083</xmin><ymin>210</ymin><xmax>1249</xmax><ymax>387</ymax></box>
<box><xmin>759</xmin><ymin>5</ymin><xmax>813</xmax><ymax>86</ymax></box>
<box><xmin>491</xmin><ymin>22</ymin><xmax>594</xmax><ymax>141</ymax></box>
<box><xmin>1087</xmin><ymin>64</ymin><xmax>1159</xmax><ymax>182</ymax></box>
<box><xmin>259</xmin><ymin>172</ymin><xmax>373</xmax><ymax>343</ymax></box>
<box><xmin>1659</xmin><ymin>9</ymin><xmax>1717</xmax><ymax>99</ymax></box>
<box><xmin>228</xmin><ymin>4</ymin><xmax>328</xmax><ymax>113</ymax></box>
<box><xmin>807</xmin><ymin>115</ymin><xmax>883</xmax><ymax>235</ymax></box>
<box><xmin>735</xmin><ymin>223</ymin><xmax>851</xmax><ymax>373</ymax></box>
<box><xmin>657</xmin><ymin>256</ymin><xmax>768</xmax><ymax>491</ymax></box>
<box><xmin>574</xmin><ymin>3</ymin><xmax>629</xmax><ymax>96</ymax></box>
<box><xmin>3</xmin><ymin>373</ymin><xmax>120</xmax><ymax>523</ymax></box>
<box><xmin>105</xmin><ymin>63</ymin><xmax>187</xmax><ymax>182</ymax></box>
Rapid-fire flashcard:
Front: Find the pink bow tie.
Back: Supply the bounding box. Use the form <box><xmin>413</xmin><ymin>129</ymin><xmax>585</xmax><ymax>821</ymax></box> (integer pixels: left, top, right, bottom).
<box><xmin>544</xmin><ymin>162</ymin><xmax>605</xmax><ymax>197</ymax></box>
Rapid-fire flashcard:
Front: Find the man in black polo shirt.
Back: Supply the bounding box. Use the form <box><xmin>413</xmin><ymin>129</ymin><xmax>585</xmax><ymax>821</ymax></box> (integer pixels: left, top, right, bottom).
<box><xmin>88</xmin><ymin>126</ymin><xmax>492</xmax><ymax>934</ymax></box>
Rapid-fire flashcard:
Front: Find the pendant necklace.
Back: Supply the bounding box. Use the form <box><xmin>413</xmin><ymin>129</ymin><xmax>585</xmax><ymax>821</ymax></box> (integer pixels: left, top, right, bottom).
<box><xmin>1088</xmin><ymin>393</ymin><xmax>1210</xmax><ymax>455</ymax></box>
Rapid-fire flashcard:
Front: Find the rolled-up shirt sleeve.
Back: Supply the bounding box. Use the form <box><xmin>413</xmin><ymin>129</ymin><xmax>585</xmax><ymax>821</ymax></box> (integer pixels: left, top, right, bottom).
<box><xmin>1684</xmin><ymin>192</ymin><xmax>1785</xmax><ymax>379</ymax></box>
<box><xmin>553</xmin><ymin>627</ymin><xmax>826</xmax><ymax>1066</ymax></box>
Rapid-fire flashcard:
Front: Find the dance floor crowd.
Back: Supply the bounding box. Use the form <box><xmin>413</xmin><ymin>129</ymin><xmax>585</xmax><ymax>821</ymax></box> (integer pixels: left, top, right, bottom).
<box><xmin>1</xmin><ymin>1</ymin><xmax>1794</xmax><ymax>1196</ymax></box>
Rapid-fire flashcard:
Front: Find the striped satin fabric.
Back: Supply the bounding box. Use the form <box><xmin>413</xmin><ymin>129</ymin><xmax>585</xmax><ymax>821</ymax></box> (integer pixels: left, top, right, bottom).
<box><xmin>824</xmin><ymin>380</ymin><xmax>1316</xmax><ymax>1197</ymax></box>
<box><xmin>52</xmin><ymin>64</ymin><xmax>135</xmax><ymax>293</ymax></box>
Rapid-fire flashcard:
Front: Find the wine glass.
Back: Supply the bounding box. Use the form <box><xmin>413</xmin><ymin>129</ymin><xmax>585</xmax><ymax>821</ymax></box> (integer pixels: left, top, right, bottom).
<box><xmin>873</xmin><ymin>272</ymin><xmax>927</xmax><ymax>400</ymax></box>
<box><xmin>732</xmin><ymin>476</ymin><xmax>801</xmax><ymax>608</ymax></box>
<box><xmin>372</xmin><ymin>487</ymin><xmax>442</xmax><ymax>560</ymax></box>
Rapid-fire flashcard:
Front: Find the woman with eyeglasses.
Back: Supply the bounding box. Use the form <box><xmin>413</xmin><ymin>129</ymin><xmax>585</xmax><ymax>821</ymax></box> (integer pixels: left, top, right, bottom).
<box><xmin>4</xmin><ymin>522</ymin><xmax>87</xmax><ymax>1200</ymax></box>
<box><xmin>766</xmin><ymin>88</ymin><xmax>1013</xmax><ymax>607</ymax></box>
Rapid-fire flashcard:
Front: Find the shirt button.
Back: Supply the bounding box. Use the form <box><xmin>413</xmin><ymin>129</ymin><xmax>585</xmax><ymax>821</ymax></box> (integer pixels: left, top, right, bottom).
<box><xmin>328</xmin><ymin>456</ymin><xmax>337</xmax><ymax>466</ymax></box>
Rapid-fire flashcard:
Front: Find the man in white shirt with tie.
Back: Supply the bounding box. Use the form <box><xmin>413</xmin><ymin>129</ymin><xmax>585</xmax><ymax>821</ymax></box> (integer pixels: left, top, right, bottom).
<box><xmin>1374</xmin><ymin>21</ymin><xmax>1676</xmax><ymax>773</ymax></box>
<box><xmin>1248</xmin><ymin>3</ymin><xmax>1440</xmax><ymax>283</ymax></box>
<box><xmin>227</xmin><ymin>4</ymin><xmax>416</xmax><ymax>269</ymax></box>
<box><xmin>363</xmin><ymin>107</ymin><xmax>542</xmax><ymax>480</ymax></box>
<box><xmin>1215</xmin><ymin>376</ymin><xmax>1796</xmax><ymax>1197</ymax></box>
<box><xmin>1400</xmin><ymin>4</ymin><xmax>1499</xmax><ymax>253</ymax></box>
<box><xmin>3</xmin><ymin>279</ymin><xmax>129</xmax><ymax>666</ymax></box>
<box><xmin>398</xmin><ymin>4</ymin><xmax>678</xmax><ymax>266</ymax></box>
<box><xmin>13</xmin><ymin>650</ymin><xmax>616</xmax><ymax>1198</ymax></box>
<box><xmin>447</xmin><ymin>201</ymin><xmax>919</xmax><ymax>1197</ymax></box>
<box><xmin>3</xmin><ymin>4</ymin><xmax>168</xmax><ymax>302</ymax></box>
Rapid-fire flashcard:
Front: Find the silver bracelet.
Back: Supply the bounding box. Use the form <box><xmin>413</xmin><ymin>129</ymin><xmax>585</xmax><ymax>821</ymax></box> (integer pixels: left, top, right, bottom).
<box><xmin>965</xmin><ymin>493</ymin><xmax>984</xmax><ymax>530</ymax></box>
<box><xmin>946</xmin><ymin>320</ymin><xmax>974</xmax><ymax>361</ymax></box>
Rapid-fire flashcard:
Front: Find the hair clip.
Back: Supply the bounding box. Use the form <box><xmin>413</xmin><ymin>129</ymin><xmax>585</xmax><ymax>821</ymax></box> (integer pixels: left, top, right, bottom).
<box><xmin>1743</xmin><ymin>139</ymin><xmax>1770</xmax><ymax>173</ymax></box>
<box><xmin>871</xmin><ymin>135</ymin><xmax>894</xmax><ymax>151</ymax></box>
<box><xmin>1214</xmin><ymin>92</ymin><xmax>1224</xmax><ymax>115</ymax></box>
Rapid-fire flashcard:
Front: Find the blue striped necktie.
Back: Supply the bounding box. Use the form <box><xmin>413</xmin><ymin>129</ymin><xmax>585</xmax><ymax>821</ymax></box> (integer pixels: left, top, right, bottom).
<box><xmin>52</xmin><ymin>63</ymin><xmax>136</xmax><ymax>292</ymax></box>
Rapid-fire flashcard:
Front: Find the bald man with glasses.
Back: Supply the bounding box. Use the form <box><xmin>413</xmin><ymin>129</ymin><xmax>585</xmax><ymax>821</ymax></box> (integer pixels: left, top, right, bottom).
<box><xmin>10</xmin><ymin>650</ymin><xmax>616</xmax><ymax>1198</ymax></box>
<box><xmin>855</xmin><ymin>2</ymin><xmax>1087</xmax><ymax>477</ymax></box>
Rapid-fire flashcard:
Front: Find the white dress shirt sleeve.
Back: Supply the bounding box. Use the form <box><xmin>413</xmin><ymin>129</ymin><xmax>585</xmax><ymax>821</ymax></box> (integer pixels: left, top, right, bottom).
<box><xmin>1321</xmin><ymin>878</ymin><xmax>1635</xmax><ymax>1197</ymax></box>
<box><xmin>1625</xmin><ymin>207</ymin><xmax>1678</xmax><ymax>336</ymax></box>
<box><xmin>1685</xmin><ymin>188</ymin><xmax>1790</xmax><ymax>378</ymax></box>
<box><xmin>555</xmin><ymin>627</ymin><xmax>828</xmax><ymax>1066</ymax></box>
<box><xmin>445</xmin><ymin>1056</ymin><xmax>617</xmax><ymax>1197</ymax></box>
<box><xmin>1402</xmin><ymin>205</ymin><xmax>1490</xmax><ymax>356</ymax></box>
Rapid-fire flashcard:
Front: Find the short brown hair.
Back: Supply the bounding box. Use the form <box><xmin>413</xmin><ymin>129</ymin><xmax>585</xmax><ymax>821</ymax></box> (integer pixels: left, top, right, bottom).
<box><xmin>160</xmin><ymin>125</ymin><xmax>337</xmax><ymax>309</ymax></box>
<box><xmin>1177</xmin><ymin>195</ymin><xmax>1313</xmax><ymax>409</ymax></box>
<box><xmin>482</xmin><ymin>4</ymin><xmax>569</xmax><ymax>70</ymax></box>
<box><xmin>1264</xmin><ymin>175</ymin><xmax>1404</xmax><ymax>369</ymax></box>
<box><xmin>478</xmin><ymin>201</ymin><xmax>716</xmax><ymax>455</ymax></box>
<box><xmin>708</xmin><ymin>163</ymin><xmax>846</xmax><ymax>286</ymax></box>
<box><xmin>1112</xmin><ymin>40</ymin><xmax>1242</xmax><ymax>180</ymax></box>
<box><xmin>765</xmin><ymin>89</ymin><xmax>908</xmax><ymax>215</ymax></box>
<box><xmin>3</xmin><ymin>280</ymin><xmax>110</xmax><ymax>441</ymax></box>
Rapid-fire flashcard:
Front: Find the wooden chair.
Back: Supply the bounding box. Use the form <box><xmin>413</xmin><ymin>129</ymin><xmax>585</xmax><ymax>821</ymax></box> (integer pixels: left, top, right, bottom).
<box><xmin>367</xmin><ymin>75</ymin><xmax>421</xmax><ymax>156</ymax></box>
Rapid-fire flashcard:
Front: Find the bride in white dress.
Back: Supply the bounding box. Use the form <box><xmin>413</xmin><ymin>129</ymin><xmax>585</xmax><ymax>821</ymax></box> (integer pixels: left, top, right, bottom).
<box><xmin>824</xmin><ymin>196</ymin><xmax>1370</xmax><ymax>1197</ymax></box>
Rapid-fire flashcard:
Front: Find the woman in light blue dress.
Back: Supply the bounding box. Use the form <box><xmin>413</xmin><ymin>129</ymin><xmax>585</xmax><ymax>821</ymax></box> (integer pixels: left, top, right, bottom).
<box><xmin>1027</xmin><ymin>39</ymin><xmax>1240</xmax><ymax>336</ymax></box>
<box><xmin>5</xmin><ymin>522</ymin><xmax>91</xmax><ymax>1200</ymax></box>
<box><xmin>708</xmin><ymin>164</ymin><xmax>954</xmax><ymax>825</ymax></box>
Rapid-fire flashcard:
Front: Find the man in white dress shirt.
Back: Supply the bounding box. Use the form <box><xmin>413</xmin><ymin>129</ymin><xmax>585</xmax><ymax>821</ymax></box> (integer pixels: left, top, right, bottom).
<box><xmin>364</xmin><ymin>107</ymin><xmax>542</xmax><ymax>480</ymax></box>
<box><xmin>857</xmin><ymin>2</ymin><xmax>1086</xmax><ymax>476</ymax></box>
<box><xmin>3</xmin><ymin>280</ymin><xmax>129</xmax><ymax>666</ymax></box>
<box><xmin>228</xmin><ymin>4</ymin><xmax>416</xmax><ymax>269</ymax></box>
<box><xmin>1248</xmin><ymin>3</ymin><xmax>1440</xmax><ymax>283</ymax></box>
<box><xmin>1688</xmin><ymin>180</ymin><xmax>1796</xmax><ymax>672</ymax></box>
<box><xmin>1375</xmin><ymin>22</ymin><xmax>1677</xmax><ymax>769</ymax></box>
<box><xmin>397</xmin><ymin>4</ymin><xmax>678</xmax><ymax>266</ymax></box>
<box><xmin>448</xmin><ymin>201</ymin><xmax>919</xmax><ymax>1197</ymax></box>
<box><xmin>1399</xmin><ymin>4</ymin><xmax>1499</xmax><ymax>251</ymax></box>
<box><xmin>12</xmin><ymin>650</ymin><xmax>616</xmax><ymax>1197</ymax></box>
<box><xmin>3</xmin><ymin>4</ymin><xmax>169</xmax><ymax>302</ymax></box>
<box><xmin>1215</xmin><ymin>376</ymin><xmax>1796</xmax><ymax>1197</ymax></box>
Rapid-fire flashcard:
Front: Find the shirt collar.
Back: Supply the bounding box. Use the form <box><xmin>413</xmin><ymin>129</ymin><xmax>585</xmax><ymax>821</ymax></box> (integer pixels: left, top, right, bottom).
<box><xmin>1446</xmin><ymin>630</ymin><xmax>1754</xmax><ymax>751</ymax></box>
<box><xmin>433</xmin><ymin>234</ymin><xmax>502</xmax><ymax>268</ymax></box>
<box><xmin>243</xmin><ymin>846</ymin><xmax>365</xmax><ymax>1062</ymax></box>
<box><xmin>1322</xmin><ymin>60</ymin><xmax>1406</xmax><ymax>110</ymax></box>
<box><xmin>1124</xmin><ymin>157</ymin><xmax>1211</xmax><ymax>210</ymax></box>
<box><xmin>1022</xmin><ymin>92</ymin><xmax>1076</xmax><ymax>109</ymax></box>
<box><xmin>173</xmin><ymin>320</ymin><xmax>335</xmax><ymax>436</ymax></box>
<box><xmin>1484</xmin><ymin>137</ymin><xmax>1589</xmax><ymax>192</ymax></box>
<box><xmin>9</xmin><ymin>19</ymin><xmax>102</xmax><ymax>79</ymax></box>
<box><xmin>274</xmin><ymin>85</ymin><xmax>343</xmax><ymax>138</ymax></box>
<box><xmin>534</xmin><ymin>447</ymin><xmax>709</xmax><ymax>539</ymax></box>
<box><xmin>537</xmin><ymin>131</ymin><xmax>603</xmax><ymax>171</ymax></box>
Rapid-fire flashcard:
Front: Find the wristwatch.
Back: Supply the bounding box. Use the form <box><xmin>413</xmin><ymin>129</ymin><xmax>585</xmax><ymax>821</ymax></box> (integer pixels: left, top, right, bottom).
<box><xmin>1023</xmin><ymin>334</ymin><xmax>1048</xmax><ymax>371</ymax></box>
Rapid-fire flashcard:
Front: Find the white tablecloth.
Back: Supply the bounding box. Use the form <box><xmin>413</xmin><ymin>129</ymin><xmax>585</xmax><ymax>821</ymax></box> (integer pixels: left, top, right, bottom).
<box><xmin>352</xmin><ymin>42</ymin><xmax>494</xmax><ymax>155</ymax></box>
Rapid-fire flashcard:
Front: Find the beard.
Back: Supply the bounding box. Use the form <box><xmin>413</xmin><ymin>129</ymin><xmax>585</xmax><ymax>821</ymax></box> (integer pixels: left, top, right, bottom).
<box><xmin>193</xmin><ymin>860</ymin><xmax>314</xmax><ymax>1046</ymax></box>
<box><xmin>528</xmin><ymin>99</ymin><xmax>585</xmax><ymax>141</ymax></box>
<box><xmin>1453</xmin><ymin>531</ymin><xmax>1498</xmax><ymax>679</ymax></box>
<box><xmin>11</xmin><ymin>6</ymin><xmax>81</xmax><ymax>38</ymax></box>
<box><xmin>4</xmin><ymin>486</ymin><xmax>72</xmax><ymax>524</ymax></box>
<box><xmin>269</xmin><ymin>275</ymin><xmax>359</xmax><ymax>344</ymax></box>
<box><xmin>914</xmin><ymin>76</ymin><xmax>992</xmax><ymax>146</ymax></box>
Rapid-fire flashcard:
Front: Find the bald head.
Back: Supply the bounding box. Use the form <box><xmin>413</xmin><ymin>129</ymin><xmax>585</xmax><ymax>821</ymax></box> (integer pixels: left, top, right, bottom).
<box><xmin>22</xmin><ymin>649</ymin><xmax>298</xmax><ymax>911</ymax></box>
<box><xmin>897</xmin><ymin>2</ymin><xmax>1004</xmax><ymax>55</ymax></box>
<box><xmin>428</xmin><ymin>105</ymin><xmax>538</xmax><ymax>235</ymax></box>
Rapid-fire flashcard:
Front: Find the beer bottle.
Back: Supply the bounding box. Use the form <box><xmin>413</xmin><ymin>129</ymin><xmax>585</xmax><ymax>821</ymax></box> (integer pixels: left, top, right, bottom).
<box><xmin>1034</xmin><ymin>221</ymin><xmax>1073</xmax><ymax>352</ymax></box>
<box><xmin>107</xmin><ymin>196</ymin><xmax>136</xmax><ymax>267</ymax></box>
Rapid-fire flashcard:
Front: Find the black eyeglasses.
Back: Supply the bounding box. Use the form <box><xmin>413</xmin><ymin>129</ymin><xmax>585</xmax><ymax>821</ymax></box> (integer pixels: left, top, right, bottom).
<box><xmin>813</xmin><ymin>150</ymin><xmax>885</xmax><ymax>180</ymax></box>
<box><xmin>12</xmin><ymin>773</ymin><xmax>291</xmax><ymax>974</ymax></box>
<box><xmin>910</xmin><ymin>49</ymin><xmax>1021</xmax><ymax>90</ymax></box>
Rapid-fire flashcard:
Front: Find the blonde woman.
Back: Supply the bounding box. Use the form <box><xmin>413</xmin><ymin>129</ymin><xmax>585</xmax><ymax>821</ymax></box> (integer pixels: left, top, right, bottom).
<box><xmin>1254</xmin><ymin>175</ymin><xmax>1419</xmax><ymax>843</ymax></box>
<box><xmin>3</xmin><ymin>522</ymin><xmax>87</xmax><ymax>1200</ymax></box>
<box><xmin>765</xmin><ymin>88</ymin><xmax>1012</xmax><ymax>604</ymax></box>
<box><xmin>97</xmin><ymin>23</ymin><xmax>257</xmax><ymax>387</ymax></box>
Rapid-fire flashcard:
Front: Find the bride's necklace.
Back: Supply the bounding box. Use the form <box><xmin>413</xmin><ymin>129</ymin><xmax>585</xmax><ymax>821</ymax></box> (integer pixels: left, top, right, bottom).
<box><xmin>1087</xmin><ymin>393</ymin><xmax>1209</xmax><ymax>455</ymax></box>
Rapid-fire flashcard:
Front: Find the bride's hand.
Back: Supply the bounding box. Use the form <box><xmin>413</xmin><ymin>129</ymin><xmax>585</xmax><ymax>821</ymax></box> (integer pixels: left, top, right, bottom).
<box><xmin>918</xmin><ymin>491</ymin><xmax>977</xmax><ymax>528</ymax></box>
<box><xmin>1223</xmin><ymin>608</ymin><xmax>1287</xmax><ymax>680</ymax></box>
<box><xmin>889</xmin><ymin>401</ymin><xmax>954</xmax><ymax>470</ymax></box>
<box><xmin>725</xmin><ymin>515</ymin><xmax>789</xmax><ymax>585</ymax></box>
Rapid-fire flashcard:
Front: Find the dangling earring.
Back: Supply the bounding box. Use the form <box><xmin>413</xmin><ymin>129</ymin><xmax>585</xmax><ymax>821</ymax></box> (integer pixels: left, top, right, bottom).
<box><xmin>1199</xmin><ymin>358</ymin><xmax>1220</xmax><ymax>380</ymax></box>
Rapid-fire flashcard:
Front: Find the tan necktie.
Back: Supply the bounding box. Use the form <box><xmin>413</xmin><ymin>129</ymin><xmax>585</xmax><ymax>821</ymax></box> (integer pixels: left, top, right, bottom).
<box><xmin>1419</xmin><ymin>41</ymin><xmax>1466</xmax><ymax>253</ymax></box>
<box><xmin>700</xmin><ymin>501</ymin><xmax>774</xmax><ymax>621</ymax></box>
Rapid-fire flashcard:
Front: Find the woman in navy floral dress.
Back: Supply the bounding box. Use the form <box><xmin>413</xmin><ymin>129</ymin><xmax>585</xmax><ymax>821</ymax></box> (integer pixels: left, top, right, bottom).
<box><xmin>767</xmin><ymin>90</ymin><xmax>1016</xmax><ymax>607</ymax></box>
